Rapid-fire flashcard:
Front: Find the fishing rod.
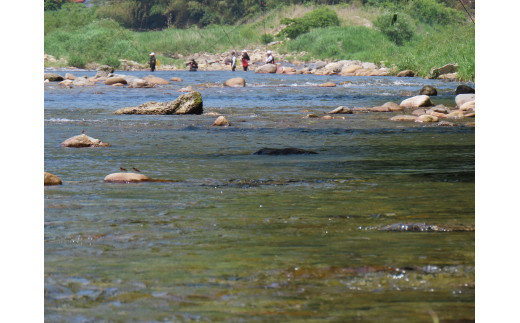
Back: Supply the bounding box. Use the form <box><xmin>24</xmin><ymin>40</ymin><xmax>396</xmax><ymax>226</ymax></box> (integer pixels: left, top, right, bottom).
<box><xmin>457</xmin><ymin>0</ymin><xmax>475</xmax><ymax>24</ymax></box>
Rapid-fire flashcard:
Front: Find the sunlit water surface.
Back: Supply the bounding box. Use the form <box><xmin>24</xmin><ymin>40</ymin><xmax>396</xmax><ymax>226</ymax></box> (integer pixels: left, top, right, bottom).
<box><xmin>45</xmin><ymin>70</ymin><xmax>474</xmax><ymax>322</ymax></box>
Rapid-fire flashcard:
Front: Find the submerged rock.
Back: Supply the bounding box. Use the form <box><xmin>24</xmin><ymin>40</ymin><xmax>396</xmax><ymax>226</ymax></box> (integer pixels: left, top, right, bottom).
<box><xmin>328</xmin><ymin>106</ymin><xmax>353</xmax><ymax>114</ymax></box>
<box><xmin>44</xmin><ymin>172</ymin><xmax>62</xmax><ymax>186</ymax></box>
<box><xmin>419</xmin><ymin>85</ymin><xmax>437</xmax><ymax>96</ymax></box>
<box><xmin>114</xmin><ymin>91</ymin><xmax>203</xmax><ymax>115</ymax></box>
<box><xmin>105</xmin><ymin>77</ymin><xmax>128</xmax><ymax>85</ymax></box>
<box><xmin>104</xmin><ymin>172</ymin><xmax>150</xmax><ymax>183</ymax></box>
<box><xmin>253</xmin><ymin>148</ymin><xmax>318</xmax><ymax>155</ymax></box>
<box><xmin>61</xmin><ymin>134</ymin><xmax>110</xmax><ymax>148</ymax></box>
<box><xmin>380</xmin><ymin>223</ymin><xmax>449</xmax><ymax>232</ymax></box>
<box><xmin>224</xmin><ymin>77</ymin><xmax>246</xmax><ymax>87</ymax></box>
<box><xmin>317</xmin><ymin>82</ymin><xmax>336</xmax><ymax>87</ymax></box>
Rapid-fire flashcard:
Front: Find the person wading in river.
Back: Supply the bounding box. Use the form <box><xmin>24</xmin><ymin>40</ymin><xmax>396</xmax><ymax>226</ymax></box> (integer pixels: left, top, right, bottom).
<box><xmin>241</xmin><ymin>50</ymin><xmax>250</xmax><ymax>71</ymax></box>
<box><xmin>266</xmin><ymin>50</ymin><xmax>275</xmax><ymax>64</ymax></box>
<box><xmin>231</xmin><ymin>51</ymin><xmax>237</xmax><ymax>71</ymax></box>
<box><xmin>149</xmin><ymin>52</ymin><xmax>156</xmax><ymax>72</ymax></box>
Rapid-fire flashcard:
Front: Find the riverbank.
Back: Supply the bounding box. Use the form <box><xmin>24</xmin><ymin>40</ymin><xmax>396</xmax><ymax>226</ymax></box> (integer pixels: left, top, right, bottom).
<box><xmin>44</xmin><ymin>48</ymin><xmax>461</xmax><ymax>80</ymax></box>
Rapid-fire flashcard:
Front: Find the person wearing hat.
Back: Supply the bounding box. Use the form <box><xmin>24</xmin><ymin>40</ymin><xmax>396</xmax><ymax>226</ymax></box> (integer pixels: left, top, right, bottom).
<box><xmin>149</xmin><ymin>52</ymin><xmax>156</xmax><ymax>72</ymax></box>
<box><xmin>266</xmin><ymin>50</ymin><xmax>275</xmax><ymax>64</ymax></box>
<box><xmin>241</xmin><ymin>50</ymin><xmax>250</xmax><ymax>71</ymax></box>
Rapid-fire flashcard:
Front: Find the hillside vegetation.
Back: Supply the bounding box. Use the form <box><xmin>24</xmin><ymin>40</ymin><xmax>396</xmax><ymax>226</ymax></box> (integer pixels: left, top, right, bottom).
<box><xmin>44</xmin><ymin>0</ymin><xmax>475</xmax><ymax>80</ymax></box>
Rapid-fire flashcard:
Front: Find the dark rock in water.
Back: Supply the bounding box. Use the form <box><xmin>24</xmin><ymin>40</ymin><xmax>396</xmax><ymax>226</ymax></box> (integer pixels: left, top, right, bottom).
<box><xmin>44</xmin><ymin>73</ymin><xmax>64</xmax><ymax>82</ymax></box>
<box><xmin>253</xmin><ymin>148</ymin><xmax>318</xmax><ymax>155</ymax></box>
<box><xmin>380</xmin><ymin>223</ymin><xmax>449</xmax><ymax>232</ymax></box>
<box><xmin>455</xmin><ymin>84</ymin><xmax>475</xmax><ymax>94</ymax></box>
<box><xmin>419</xmin><ymin>85</ymin><xmax>437</xmax><ymax>96</ymax></box>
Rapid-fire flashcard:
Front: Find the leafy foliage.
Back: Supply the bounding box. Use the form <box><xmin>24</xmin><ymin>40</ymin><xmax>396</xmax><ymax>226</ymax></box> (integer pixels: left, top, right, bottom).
<box><xmin>279</xmin><ymin>7</ymin><xmax>340</xmax><ymax>39</ymax></box>
<box><xmin>373</xmin><ymin>12</ymin><xmax>414</xmax><ymax>45</ymax></box>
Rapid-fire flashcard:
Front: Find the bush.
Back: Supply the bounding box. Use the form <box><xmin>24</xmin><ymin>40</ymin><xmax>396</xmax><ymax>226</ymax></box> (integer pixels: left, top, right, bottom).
<box><xmin>280</xmin><ymin>7</ymin><xmax>340</xmax><ymax>39</ymax></box>
<box><xmin>261</xmin><ymin>34</ymin><xmax>274</xmax><ymax>45</ymax></box>
<box><xmin>409</xmin><ymin>0</ymin><xmax>466</xmax><ymax>25</ymax></box>
<box><xmin>67</xmin><ymin>55</ymin><xmax>87</xmax><ymax>68</ymax></box>
<box><xmin>374</xmin><ymin>12</ymin><xmax>415</xmax><ymax>45</ymax></box>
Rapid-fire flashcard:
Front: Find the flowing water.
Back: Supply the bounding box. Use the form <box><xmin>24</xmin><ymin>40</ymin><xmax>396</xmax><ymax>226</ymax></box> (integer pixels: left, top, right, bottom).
<box><xmin>44</xmin><ymin>70</ymin><xmax>475</xmax><ymax>322</ymax></box>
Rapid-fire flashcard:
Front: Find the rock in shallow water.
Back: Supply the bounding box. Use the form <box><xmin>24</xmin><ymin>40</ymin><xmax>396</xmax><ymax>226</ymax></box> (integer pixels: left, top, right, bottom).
<box><xmin>44</xmin><ymin>172</ymin><xmax>62</xmax><ymax>186</ymax></box>
<box><xmin>104</xmin><ymin>172</ymin><xmax>150</xmax><ymax>183</ymax></box>
<box><xmin>114</xmin><ymin>91</ymin><xmax>203</xmax><ymax>115</ymax></box>
<box><xmin>61</xmin><ymin>134</ymin><xmax>110</xmax><ymax>148</ymax></box>
<box><xmin>253</xmin><ymin>148</ymin><xmax>318</xmax><ymax>155</ymax></box>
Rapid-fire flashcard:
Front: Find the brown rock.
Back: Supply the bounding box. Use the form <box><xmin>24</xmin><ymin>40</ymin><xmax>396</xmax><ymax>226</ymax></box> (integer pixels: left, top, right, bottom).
<box><xmin>170</xmin><ymin>77</ymin><xmax>183</xmax><ymax>82</ymax></box>
<box><xmin>114</xmin><ymin>91</ymin><xmax>203</xmax><ymax>115</ymax></box>
<box><xmin>400</xmin><ymin>95</ymin><xmax>434</xmax><ymax>109</ymax></box>
<box><xmin>255</xmin><ymin>64</ymin><xmax>277</xmax><ymax>74</ymax></box>
<box><xmin>460</xmin><ymin>101</ymin><xmax>475</xmax><ymax>112</ymax></box>
<box><xmin>212</xmin><ymin>116</ymin><xmax>230</xmax><ymax>126</ymax></box>
<box><xmin>397</xmin><ymin>70</ymin><xmax>415</xmax><ymax>77</ymax></box>
<box><xmin>105</xmin><ymin>77</ymin><xmax>128</xmax><ymax>85</ymax></box>
<box><xmin>446</xmin><ymin>110</ymin><xmax>465</xmax><ymax>119</ymax></box>
<box><xmin>415</xmin><ymin>115</ymin><xmax>439</xmax><ymax>123</ymax></box>
<box><xmin>382</xmin><ymin>102</ymin><xmax>403</xmax><ymax>112</ymax></box>
<box><xmin>104</xmin><ymin>172</ymin><xmax>150</xmax><ymax>183</ymax></box>
<box><xmin>178</xmin><ymin>86</ymin><xmax>194</xmax><ymax>92</ymax></box>
<box><xmin>61</xmin><ymin>134</ymin><xmax>110</xmax><ymax>148</ymax></box>
<box><xmin>44</xmin><ymin>172</ymin><xmax>62</xmax><ymax>186</ymax></box>
<box><xmin>144</xmin><ymin>75</ymin><xmax>170</xmax><ymax>85</ymax></box>
<box><xmin>317</xmin><ymin>82</ymin><xmax>336</xmax><ymax>87</ymax></box>
<box><xmin>390</xmin><ymin>115</ymin><xmax>417</xmax><ymax>122</ymax></box>
<box><xmin>224</xmin><ymin>77</ymin><xmax>246</xmax><ymax>87</ymax></box>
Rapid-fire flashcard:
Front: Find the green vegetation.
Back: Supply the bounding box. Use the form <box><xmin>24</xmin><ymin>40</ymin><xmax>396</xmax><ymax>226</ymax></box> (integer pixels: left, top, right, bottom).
<box><xmin>280</xmin><ymin>7</ymin><xmax>340</xmax><ymax>39</ymax></box>
<box><xmin>44</xmin><ymin>1</ymin><xmax>475</xmax><ymax>80</ymax></box>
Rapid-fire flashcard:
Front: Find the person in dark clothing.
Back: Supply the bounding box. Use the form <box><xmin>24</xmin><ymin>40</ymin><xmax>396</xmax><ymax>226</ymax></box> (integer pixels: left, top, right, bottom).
<box><xmin>149</xmin><ymin>52</ymin><xmax>156</xmax><ymax>72</ymax></box>
<box><xmin>187</xmin><ymin>59</ymin><xmax>198</xmax><ymax>71</ymax></box>
<box><xmin>241</xmin><ymin>50</ymin><xmax>250</xmax><ymax>71</ymax></box>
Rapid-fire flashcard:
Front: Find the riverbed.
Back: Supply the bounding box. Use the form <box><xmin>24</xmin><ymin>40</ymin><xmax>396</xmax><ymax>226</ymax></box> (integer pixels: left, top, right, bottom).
<box><xmin>44</xmin><ymin>70</ymin><xmax>475</xmax><ymax>322</ymax></box>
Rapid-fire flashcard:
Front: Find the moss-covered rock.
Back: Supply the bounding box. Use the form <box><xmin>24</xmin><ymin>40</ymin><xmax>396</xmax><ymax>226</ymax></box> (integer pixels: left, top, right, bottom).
<box><xmin>114</xmin><ymin>91</ymin><xmax>203</xmax><ymax>115</ymax></box>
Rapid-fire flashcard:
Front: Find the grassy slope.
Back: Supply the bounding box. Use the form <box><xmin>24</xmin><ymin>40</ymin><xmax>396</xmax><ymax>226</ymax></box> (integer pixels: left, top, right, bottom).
<box><xmin>44</xmin><ymin>4</ymin><xmax>475</xmax><ymax>80</ymax></box>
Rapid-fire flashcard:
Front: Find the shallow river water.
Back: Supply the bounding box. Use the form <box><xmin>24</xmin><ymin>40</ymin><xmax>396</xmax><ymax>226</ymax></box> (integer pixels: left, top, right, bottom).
<box><xmin>44</xmin><ymin>69</ymin><xmax>475</xmax><ymax>322</ymax></box>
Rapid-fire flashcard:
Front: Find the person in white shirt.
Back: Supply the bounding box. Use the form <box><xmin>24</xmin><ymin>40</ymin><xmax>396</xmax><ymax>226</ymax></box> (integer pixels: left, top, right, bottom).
<box><xmin>266</xmin><ymin>50</ymin><xmax>275</xmax><ymax>64</ymax></box>
<box><xmin>231</xmin><ymin>51</ymin><xmax>236</xmax><ymax>71</ymax></box>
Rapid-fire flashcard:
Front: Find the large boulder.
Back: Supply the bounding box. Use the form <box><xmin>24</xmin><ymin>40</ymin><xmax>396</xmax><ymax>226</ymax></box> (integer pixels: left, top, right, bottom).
<box><xmin>430</xmin><ymin>63</ymin><xmax>458</xmax><ymax>78</ymax></box>
<box><xmin>61</xmin><ymin>134</ymin><xmax>110</xmax><ymax>148</ymax></box>
<box><xmin>104</xmin><ymin>172</ymin><xmax>150</xmax><ymax>183</ymax></box>
<box><xmin>400</xmin><ymin>95</ymin><xmax>434</xmax><ymax>109</ymax></box>
<box><xmin>455</xmin><ymin>94</ymin><xmax>475</xmax><ymax>107</ymax></box>
<box><xmin>128</xmin><ymin>78</ymin><xmax>152</xmax><ymax>88</ymax></box>
<box><xmin>44</xmin><ymin>172</ymin><xmax>62</xmax><ymax>186</ymax></box>
<box><xmin>96</xmin><ymin>65</ymin><xmax>114</xmax><ymax>78</ymax></box>
<box><xmin>455</xmin><ymin>84</ymin><xmax>475</xmax><ymax>94</ymax></box>
<box><xmin>44</xmin><ymin>73</ymin><xmax>64</xmax><ymax>82</ymax></box>
<box><xmin>224</xmin><ymin>77</ymin><xmax>246</xmax><ymax>87</ymax></box>
<box><xmin>114</xmin><ymin>91</ymin><xmax>203</xmax><ymax>115</ymax></box>
<box><xmin>255</xmin><ymin>64</ymin><xmax>277</xmax><ymax>74</ymax></box>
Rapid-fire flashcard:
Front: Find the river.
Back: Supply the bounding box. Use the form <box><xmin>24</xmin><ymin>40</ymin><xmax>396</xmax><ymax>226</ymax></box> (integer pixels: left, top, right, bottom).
<box><xmin>44</xmin><ymin>69</ymin><xmax>475</xmax><ymax>322</ymax></box>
